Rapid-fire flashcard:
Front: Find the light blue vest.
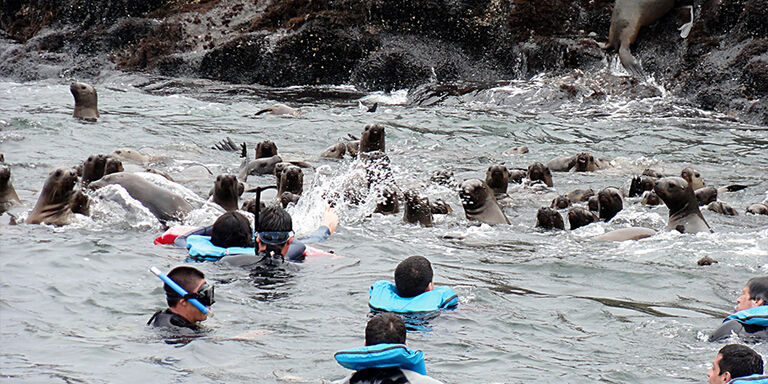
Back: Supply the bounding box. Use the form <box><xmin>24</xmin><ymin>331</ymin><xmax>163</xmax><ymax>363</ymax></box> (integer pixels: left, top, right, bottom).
<box><xmin>186</xmin><ymin>235</ymin><xmax>253</xmax><ymax>261</ymax></box>
<box><xmin>368</xmin><ymin>280</ymin><xmax>458</xmax><ymax>313</ymax></box>
<box><xmin>728</xmin><ymin>374</ymin><xmax>768</xmax><ymax>384</ymax></box>
<box><xmin>725</xmin><ymin>306</ymin><xmax>768</xmax><ymax>327</ymax></box>
<box><xmin>334</xmin><ymin>343</ymin><xmax>427</xmax><ymax>375</ymax></box>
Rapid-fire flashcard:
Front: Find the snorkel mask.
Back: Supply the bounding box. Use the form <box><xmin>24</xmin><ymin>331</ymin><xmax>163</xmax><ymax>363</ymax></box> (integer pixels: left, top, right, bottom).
<box><xmin>249</xmin><ymin>185</ymin><xmax>289</xmax><ymax>266</ymax></box>
<box><xmin>164</xmin><ymin>282</ymin><xmax>215</xmax><ymax>307</ymax></box>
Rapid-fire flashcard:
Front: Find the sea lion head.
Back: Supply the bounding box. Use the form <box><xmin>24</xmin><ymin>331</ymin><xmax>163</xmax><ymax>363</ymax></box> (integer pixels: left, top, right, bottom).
<box><xmin>707</xmin><ymin>201</ymin><xmax>738</xmax><ymax>216</ymax></box>
<box><xmin>273</xmin><ymin>161</ymin><xmax>291</xmax><ymax>181</ymax></box>
<box><xmin>255</xmin><ymin>140</ymin><xmax>278</xmax><ymax>159</ymax></box>
<box><xmin>280</xmin><ymin>191</ymin><xmax>300</xmax><ymax>207</ymax></box>
<box><xmin>403</xmin><ymin>190</ymin><xmax>433</xmax><ymax>227</ymax></box>
<box><xmin>486</xmin><ymin>165</ymin><xmax>510</xmax><ymax>195</ymax></box>
<box><xmin>641</xmin><ymin>190</ymin><xmax>662</xmax><ymax>206</ymax></box>
<box><xmin>359</xmin><ymin>124</ymin><xmax>386</xmax><ymax>153</ymax></box>
<box><xmin>695</xmin><ymin>187</ymin><xmax>717</xmax><ymax>206</ymax></box>
<box><xmin>566</xmin><ymin>188</ymin><xmax>594</xmax><ymax>202</ymax></box>
<box><xmin>70</xmin><ymin>82</ymin><xmax>99</xmax><ymax>121</ymax></box>
<box><xmin>587</xmin><ymin>195</ymin><xmax>599</xmax><ymax>212</ymax></box>
<box><xmin>526</xmin><ymin>162</ymin><xmax>553</xmax><ymax>187</ymax></box>
<box><xmin>214</xmin><ymin>174</ymin><xmax>240</xmax><ymax>211</ymax></box>
<box><xmin>459</xmin><ymin>179</ymin><xmax>490</xmax><ymax>211</ymax></box>
<box><xmin>680</xmin><ymin>167</ymin><xmax>705</xmax><ymax>190</ymax></box>
<box><xmin>654</xmin><ymin>177</ymin><xmax>694</xmax><ymax>213</ymax></box>
<box><xmin>320</xmin><ymin>143</ymin><xmax>346</xmax><ymax>159</ymax></box>
<box><xmin>551</xmin><ymin>194</ymin><xmax>571</xmax><ymax>209</ymax></box>
<box><xmin>241</xmin><ymin>198</ymin><xmax>266</xmax><ymax>216</ymax></box>
<box><xmin>279</xmin><ymin>165</ymin><xmax>303</xmax><ymax>195</ymax></box>
<box><xmin>104</xmin><ymin>157</ymin><xmax>124</xmax><ymax>175</ymax></box>
<box><xmin>42</xmin><ymin>168</ymin><xmax>78</xmax><ymax>205</ymax></box>
<box><xmin>629</xmin><ymin>175</ymin><xmax>656</xmax><ymax>197</ymax></box>
<box><xmin>597</xmin><ymin>187</ymin><xmax>623</xmax><ymax>221</ymax></box>
<box><xmin>642</xmin><ymin>169</ymin><xmax>664</xmax><ymax>178</ymax></box>
<box><xmin>535</xmin><ymin>207</ymin><xmax>564</xmax><ymax>230</ymax></box>
<box><xmin>430</xmin><ymin>198</ymin><xmax>452</xmax><ymax>215</ymax></box>
<box><xmin>746</xmin><ymin>203</ymin><xmax>768</xmax><ymax>215</ymax></box>
<box><xmin>0</xmin><ymin>166</ymin><xmax>10</xmax><ymax>188</ymax></box>
<box><xmin>568</xmin><ymin>206</ymin><xmax>598</xmax><ymax>230</ymax></box>
<box><xmin>81</xmin><ymin>154</ymin><xmax>108</xmax><ymax>185</ymax></box>
<box><xmin>573</xmin><ymin>152</ymin><xmax>596</xmax><ymax>172</ymax></box>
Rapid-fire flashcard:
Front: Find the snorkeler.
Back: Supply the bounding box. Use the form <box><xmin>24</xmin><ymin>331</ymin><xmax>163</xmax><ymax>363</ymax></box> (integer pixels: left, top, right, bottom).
<box><xmin>710</xmin><ymin>276</ymin><xmax>768</xmax><ymax>342</ymax></box>
<box><xmin>368</xmin><ymin>256</ymin><xmax>458</xmax><ymax>314</ymax></box>
<box><xmin>147</xmin><ymin>266</ymin><xmax>214</xmax><ymax>330</ymax></box>
<box><xmin>707</xmin><ymin>344</ymin><xmax>765</xmax><ymax>384</ymax></box>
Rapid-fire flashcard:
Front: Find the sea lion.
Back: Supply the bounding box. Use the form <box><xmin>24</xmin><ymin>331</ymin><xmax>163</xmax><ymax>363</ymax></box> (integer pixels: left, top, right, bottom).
<box><xmin>242</xmin><ymin>198</ymin><xmax>266</xmax><ymax>216</ymax></box>
<box><xmin>695</xmin><ymin>187</ymin><xmax>718</xmax><ymax>206</ymax></box>
<box><xmin>642</xmin><ymin>169</ymin><xmax>664</xmax><ymax>178</ymax></box>
<box><xmin>697</xmin><ymin>256</ymin><xmax>718</xmax><ymax>266</ymax></box>
<box><xmin>551</xmin><ymin>195</ymin><xmax>571</xmax><ymax>209</ymax></box>
<box><xmin>320</xmin><ymin>143</ymin><xmax>347</xmax><ymax>159</ymax></box>
<box><xmin>27</xmin><ymin>168</ymin><xmax>84</xmax><ymax>225</ymax></box>
<box><xmin>278</xmin><ymin>165</ymin><xmax>303</xmax><ymax>196</ymax></box>
<box><xmin>508</xmin><ymin>169</ymin><xmax>526</xmax><ymax>184</ymax></box>
<box><xmin>588</xmin><ymin>195</ymin><xmax>599</xmax><ymax>212</ymax></box>
<box><xmin>680</xmin><ymin>167</ymin><xmax>705</xmax><ymax>190</ymax></box>
<box><xmin>604</xmin><ymin>0</ymin><xmax>676</xmax><ymax>78</ymax></box>
<box><xmin>504</xmin><ymin>146</ymin><xmax>529</xmax><ymax>155</ymax></box>
<box><xmin>359</xmin><ymin>124</ymin><xmax>386</xmax><ymax>154</ymax></box>
<box><xmin>707</xmin><ymin>201</ymin><xmax>737</xmax><ymax>216</ymax></box>
<box><xmin>238</xmin><ymin>155</ymin><xmax>283</xmax><ymax>181</ymax></box>
<box><xmin>641</xmin><ymin>190</ymin><xmax>662</xmax><ymax>205</ymax></box>
<box><xmin>486</xmin><ymin>165</ymin><xmax>510</xmax><ymax>195</ymax></box>
<box><xmin>111</xmin><ymin>148</ymin><xmax>158</xmax><ymax>164</ymax></box>
<box><xmin>403</xmin><ymin>190</ymin><xmax>434</xmax><ymax>227</ymax></box>
<box><xmin>654</xmin><ymin>177</ymin><xmax>712</xmax><ymax>233</ymax></box>
<box><xmin>629</xmin><ymin>175</ymin><xmax>656</xmax><ymax>197</ymax></box>
<box><xmin>535</xmin><ymin>207</ymin><xmax>564</xmax><ymax>230</ymax></box>
<box><xmin>568</xmin><ymin>206</ymin><xmax>598</xmax><ymax>230</ymax></box>
<box><xmin>71</xmin><ymin>82</ymin><xmax>99</xmax><ymax>121</ymax></box>
<box><xmin>546</xmin><ymin>156</ymin><xmax>576</xmax><ymax>172</ymax></box>
<box><xmin>593</xmin><ymin>227</ymin><xmax>656</xmax><ymax>241</ymax></box>
<box><xmin>566</xmin><ymin>188</ymin><xmax>594</xmax><ymax>202</ymax></box>
<box><xmin>459</xmin><ymin>179</ymin><xmax>510</xmax><ymax>225</ymax></box>
<box><xmin>597</xmin><ymin>187</ymin><xmax>623</xmax><ymax>221</ymax></box>
<box><xmin>346</xmin><ymin>140</ymin><xmax>360</xmax><ymax>158</ymax></box>
<box><xmin>89</xmin><ymin>172</ymin><xmax>193</xmax><ymax>224</ymax></box>
<box><xmin>0</xmin><ymin>165</ymin><xmax>21</xmax><ymax>214</ymax></box>
<box><xmin>213</xmin><ymin>137</ymin><xmax>242</xmax><ymax>152</ymax></box>
<box><xmin>359</xmin><ymin>151</ymin><xmax>394</xmax><ymax>186</ymax></box>
<box><xmin>430</xmin><ymin>170</ymin><xmax>456</xmax><ymax>188</ymax></box>
<box><xmin>280</xmin><ymin>191</ymin><xmax>300</xmax><ymax>207</ymax></box>
<box><xmin>255</xmin><ymin>140</ymin><xmax>278</xmax><ymax>159</ymax></box>
<box><xmin>430</xmin><ymin>199</ymin><xmax>452</xmax><ymax>215</ymax></box>
<box><xmin>255</xmin><ymin>103</ymin><xmax>298</xmax><ymax>116</ymax></box>
<box><xmin>373</xmin><ymin>186</ymin><xmax>399</xmax><ymax>214</ymax></box>
<box><xmin>104</xmin><ymin>157</ymin><xmax>124</xmax><ymax>175</ymax></box>
<box><xmin>81</xmin><ymin>154</ymin><xmax>108</xmax><ymax>186</ymax></box>
<box><xmin>746</xmin><ymin>203</ymin><xmax>768</xmax><ymax>215</ymax></box>
<box><xmin>546</xmin><ymin>152</ymin><xmax>608</xmax><ymax>172</ymax></box>
<box><xmin>273</xmin><ymin>162</ymin><xmax>290</xmax><ymax>181</ymax></box>
<box><xmin>211</xmin><ymin>174</ymin><xmax>240</xmax><ymax>211</ymax></box>
<box><xmin>526</xmin><ymin>162</ymin><xmax>553</xmax><ymax>187</ymax></box>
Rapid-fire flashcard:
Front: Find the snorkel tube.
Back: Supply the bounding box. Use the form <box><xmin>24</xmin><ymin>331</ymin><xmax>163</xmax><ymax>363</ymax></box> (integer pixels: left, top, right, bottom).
<box><xmin>149</xmin><ymin>266</ymin><xmax>211</xmax><ymax>316</ymax></box>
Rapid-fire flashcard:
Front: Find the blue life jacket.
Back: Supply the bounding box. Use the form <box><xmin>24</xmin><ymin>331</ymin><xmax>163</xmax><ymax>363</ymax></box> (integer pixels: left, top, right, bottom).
<box><xmin>728</xmin><ymin>374</ymin><xmax>768</xmax><ymax>384</ymax></box>
<box><xmin>725</xmin><ymin>306</ymin><xmax>768</xmax><ymax>327</ymax></box>
<box><xmin>334</xmin><ymin>344</ymin><xmax>427</xmax><ymax>375</ymax></box>
<box><xmin>368</xmin><ymin>281</ymin><xmax>458</xmax><ymax>314</ymax></box>
<box><xmin>185</xmin><ymin>235</ymin><xmax>306</xmax><ymax>262</ymax></box>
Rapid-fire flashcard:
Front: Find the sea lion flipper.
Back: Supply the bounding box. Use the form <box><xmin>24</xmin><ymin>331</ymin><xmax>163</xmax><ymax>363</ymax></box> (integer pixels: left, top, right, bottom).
<box><xmin>619</xmin><ymin>46</ymin><xmax>644</xmax><ymax>78</ymax></box>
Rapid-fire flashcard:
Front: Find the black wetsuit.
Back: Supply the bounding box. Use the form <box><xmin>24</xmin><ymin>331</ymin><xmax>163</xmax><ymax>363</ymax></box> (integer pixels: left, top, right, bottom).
<box><xmin>710</xmin><ymin>319</ymin><xmax>768</xmax><ymax>342</ymax></box>
<box><xmin>147</xmin><ymin>309</ymin><xmax>198</xmax><ymax>330</ymax></box>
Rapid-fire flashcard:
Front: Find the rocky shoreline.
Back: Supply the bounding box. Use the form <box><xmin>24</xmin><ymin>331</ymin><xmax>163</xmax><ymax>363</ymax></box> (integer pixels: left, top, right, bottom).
<box><xmin>1</xmin><ymin>0</ymin><xmax>765</xmax><ymax>124</ymax></box>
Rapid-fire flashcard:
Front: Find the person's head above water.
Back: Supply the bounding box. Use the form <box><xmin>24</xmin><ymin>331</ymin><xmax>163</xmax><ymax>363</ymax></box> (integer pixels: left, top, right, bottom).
<box><xmin>256</xmin><ymin>205</ymin><xmax>294</xmax><ymax>256</ymax></box>
<box><xmin>165</xmin><ymin>266</ymin><xmax>214</xmax><ymax>323</ymax></box>
<box><xmin>211</xmin><ymin>211</ymin><xmax>253</xmax><ymax>248</ymax></box>
<box><xmin>708</xmin><ymin>344</ymin><xmax>764</xmax><ymax>384</ymax></box>
<box><xmin>365</xmin><ymin>312</ymin><xmax>406</xmax><ymax>346</ymax></box>
<box><xmin>394</xmin><ymin>256</ymin><xmax>434</xmax><ymax>298</ymax></box>
<box><xmin>736</xmin><ymin>276</ymin><xmax>768</xmax><ymax>312</ymax></box>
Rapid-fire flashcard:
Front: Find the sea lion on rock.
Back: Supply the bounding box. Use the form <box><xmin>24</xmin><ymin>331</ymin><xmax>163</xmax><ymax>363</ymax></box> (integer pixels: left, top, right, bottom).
<box><xmin>211</xmin><ymin>174</ymin><xmax>240</xmax><ymax>211</ymax></box>
<box><xmin>551</xmin><ymin>195</ymin><xmax>571</xmax><ymax>209</ymax></box>
<box><xmin>598</xmin><ymin>187</ymin><xmax>623</xmax><ymax>221</ymax></box>
<box><xmin>90</xmin><ymin>172</ymin><xmax>193</xmax><ymax>224</ymax></box>
<box><xmin>278</xmin><ymin>166</ymin><xmax>303</xmax><ymax>196</ymax></box>
<box><xmin>746</xmin><ymin>203</ymin><xmax>768</xmax><ymax>215</ymax></box>
<box><xmin>535</xmin><ymin>207</ymin><xmax>564</xmax><ymax>230</ymax></box>
<box><xmin>707</xmin><ymin>201</ymin><xmax>737</xmax><ymax>216</ymax></box>
<box><xmin>593</xmin><ymin>227</ymin><xmax>656</xmax><ymax>241</ymax></box>
<box><xmin>359</xmin><ymin>124</ymin><xmax>386</xmax><ymax>154</ymax></box>
<box><xmin>486</xmin><ymin>165</ymin><xmax>510</xmax><ymax>195</ymax></box>
<box><xmin>373</xmin><ymin>186</ymin><xmax>399</xmax><ymax>214</ymax></box>
<box><xmin>680</xmin><ymin>167</ymin><xmax>705</xmax><ymax>191</ymax></box>
<box><xmin>654</xmin><ymin>177</ymin><xmax>712</xmax><ymax>233</ymax></box>
<box><xmin>566</xmin><ymin>188</ymin><xmax>594</xmax><ymax>202</ymax></box>
<box><xmin>71</xmin><ymin>82</ymin><xmax>99</xmax><ymax>121</ymax></box>
<box><xmin>568</xmin><ymin>206</ymin><xmax>599</xmax><ymax>230</ymax></box>
<box><xmin>0</xmin><ymin>166</ymin><xmax>21</xmax><ymax>214</ymax></box>
<box><xmin>81</xmin><ymin>154</ymin><xmax>108</xmax><ymax>186</ymax></box>
<box><xmin>255</xmin><ymin>140</ymin><xmax>278</xmax><ymax>159</ymax></box>
<box><xmin>604</xmin><ymin>0</ymin><xmax>676</xmax><ymax>78</ymax></box>
<box><xmin>238</xmin><ymin>155</ymin><xmax>283</xmax><ymax>181</ymax></box>
<box><xmin>320</xmin><ymin>143</ymin><xmax>346</xmax><ymax>159</ymax></box>
<box><xmin>255</xmin><ymin>103</ymin><xmax>299</xmax><ymax>116</ymax></box>
<box><xmin>403</xmin><ymin>191</ymin><xmax>434</xmax><ymax>227</ymax></box>
<box><xmin>526</xmin><ymin>162</ymin><xmax>553</xmax><ymax>187</ymax></box>
<box><xmin>459</xmin><ymin>179</ymin><xmax>510</xmax><ymax>225</ymax></box>
<box><xmin>27</xmin><ymin>168</ymin><xmax>85</xmax><ymax>225</ymax></box>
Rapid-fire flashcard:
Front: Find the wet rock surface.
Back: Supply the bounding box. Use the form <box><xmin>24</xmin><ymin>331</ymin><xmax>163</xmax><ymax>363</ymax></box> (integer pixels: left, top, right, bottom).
<box><xmin>0</xmin><ymin>0</ymin><xmax>766</xmax><ymax>125</ymax></box>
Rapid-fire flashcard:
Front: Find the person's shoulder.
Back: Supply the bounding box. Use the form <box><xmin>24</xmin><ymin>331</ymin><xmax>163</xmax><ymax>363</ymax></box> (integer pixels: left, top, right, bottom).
<box><xmin>148</xmin><ymin>309</ymin><xmax>198</xmax><ymax>330</ymax></box>
<box><xmin>401</xmin><ymin>369</ymin><xmax>445</xmax><ymax>384</ymax></box>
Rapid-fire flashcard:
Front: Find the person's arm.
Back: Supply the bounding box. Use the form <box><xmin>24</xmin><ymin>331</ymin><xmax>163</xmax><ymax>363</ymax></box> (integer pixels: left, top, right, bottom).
<box><xmin>297</xmin><ymin>207</ymin><xmax>338</xmax><ymax>244</ymax></box>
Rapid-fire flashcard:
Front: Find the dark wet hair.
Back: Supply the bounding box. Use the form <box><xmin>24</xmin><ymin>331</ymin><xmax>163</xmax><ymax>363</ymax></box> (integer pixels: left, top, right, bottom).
<box><xmin>747</xmin><ymin>277</ymin><xmax>768</xmax><ymax>304</ymax></box>
<box><xmin>394</xmin><ymin>256</ymin><xmax>433</xmax><ymax>298</ymax></box>
<box><xmin>258</xmin><ymin>205</ymin><xmax>292</xmax><ymax>234</ymax></box>
<box><xmin>365</xmin><ymin>313</ymin><xmax>406</xmax><ymax>346</ymax></box>
<box><xmin>165</xmin><ymin>266</ymin><xmax>205</xmax><ymax>307</ymax></box>
<box><xmin>718</xmin><ymin>344</ymin><xmax>764</xmax><ymax>379</ymax></box>
<box><xmin>211</xmin><ymin>211</ymin><xmax>253</xmax><ymax>248</ymax></box>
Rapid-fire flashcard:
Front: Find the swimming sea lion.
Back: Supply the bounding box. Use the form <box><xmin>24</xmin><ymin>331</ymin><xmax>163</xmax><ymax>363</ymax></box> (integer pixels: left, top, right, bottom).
<box><xmin>629</xmin><ymin>175</ymin><xmax>656</xmax><ymax>197</ymax></box>
<box><xmin>697</xmin><ymin>256</ymin><xmax>718</xmax><ymax>266</ymax></box>
<box><xmin>486</xmin><ymin>165</ymin><xmax>510</xmax><ymax>195</ymax></box>
<box><xmin>641</xmin><ymin>190</ymin><xmax>662</xmax><ymax>205</ymax></box>
<box><xmin>508</xmin><ymin>169</ymin><xmax>526</xmax><ymax>184</ymax></box>
<box><xmin>278</xmin><ymin>166</ymin><xmax>303</xmax><ymax>196</ymax></box>
<box><xmin>111</xmin><ymin>148</ymin><xmax>158</xmax><ymax>164</ymax></box>
<box><xmin>27</xmin><ymin>168</ymin><xmax>83</xmax><ymax>225</ymax></box>
<box><xmin>71</xmin><ymin>82</ymin><xmax>99</xmax><ymax>121</ymax></box>
<box><xmin>546</xmin><ymin>156</ymin><xmax>576</xmax><ymax>172</ymax></box>
<box><xmin>535</xmin><ymin>207</ymin><xmax>564</xmax><ymax>230</ymax></box>
<box><xmin>504</xmin><ymin>146</ymin><xmax>529</xmax><ymax>155</ymax></box>
<box><xmin>546</xmin><ymin>152</ymin><xmax>608</xmax><ymax>172</ymax></box>
<box><xmin>746</xmin><ymin>203</ymin><xmax>768</xmax><ymax>215</ymax></box>
<box><xmin>459</xmin><ymin>179</ymin><xmax>510</xmax><ymax>225</ymax></box>
<box><xmin>238</xmin><ymin>155</ymin><xmax>283</xmax><ymax>181</ymax></box>
<box><xmin>104</xmin><ymin>157</ymin><xmax>124</xmax><ymax>175</ymax></box>
<box><xmin>90</xmin><ymin>172</ymin><xmax>193</xmax><ymax>224</ymax></box>
<box><xmin>642</xmin><ymin>169</ymin><xmax>664</xmax><ymax>178</ymax></box>
<box><xmin>566</xmin><ymin>188</ymin><xmax>594</xmax><ymax>202</ymax></box>
<box><xmin>551</xmin><ymin>195</ymin><xmax>571</xmax><ymax>209</ymax></box>
<box><xmin>255</xmin><ymin>140</ymin><xmax>278</xmax><ymax>159</ymax></box>
<box><xmin>280</xmin><ymin>191</ymin><xmax>300</xmax><ymax>207</ymax></box>
<box><xmin>680</xmin><ymin>167</ymin><xmax>705</xmax><ymax>190</ymax></box>
<box><xmin>346</xmin><ymin>140</ymin><xmax>360</xmax><ymax>158</ymax></box>
<box><xmin>321</xmin><ymin>143</ymin><xmax>347</xmax><ymax>159</ymax></box>
<box><xmin>255</xmin><ymin>103</ymin><xmax>299</xmax><ymax>116</ymax></box>
<box><xmin>373</xmin><ymin>186</ymin><xmax>399</xmax><ymax>214</ymax></box>
<box><xmin>568</xmin><ymin>206</ymin><xmax>598</xmax><ymax>230</ymax></box>
<box><xmin>588</xmin><ymin>195</ymin><xmax>599</xmax><ymax>212</ymax></box>
<box><xmin>654</xmin><ymin>177</ymin><xmax>712</xmax><ymax>233</ymax></box>
<box><xmin>212</xmin><ymin>137</ymin><xmax>241</xmax><ymax>152</ymax></box>
<box><xmin>0</xmin><ymin>166</ymin><xmax>21</xmax><ymax>214</ymax></box>
<box><xmin>359</xmin><ymin>124</ymin><xmax>386</xmax><ymax>154</ymax></box>
<box><xmin>593</xmin><ymin>227</ymin><xmax>656</xmax><ymax>241</ymax></box>
<box><xmin>430</xmin><ymin>199</ymin><xmax>452</xmax><ymax>215</ymax></box>
<box><xmin>604</xmin><ymin>0</ymin><xmax>676</xmax><ymax>78</ymax></box>
<box><xmin>526</xmin><ymin>162</ymin><xmax>553</xmax><ymax>187</ymax></box>
<box><xmin>212</xmin><ymin>174</ymin><xmax>240</xmax><ymax>211</ymax></box>
<box><xmin>597</xmin><ymin>187</ymin><xmax>623</xmax><ymax>221</ymax></box>
<box><xmin>242</xmin><ymin>198</ymin><xmax>266</xmax><ymax>216</ymax></box>
<box><xmin>707</xmin><ymin>201</ymin><xmax>737</xmax><ymax>216</ymax></box>
<box><xmin>81</xmin><ymin>154</ymin><xmax>108</xmax><ymax>186</ymax></box>
<box><xmin>403</xmin><ymin>190</ymin><xmax>434</xmax><ymax>227</ymax></box>
<box><xmin>695</xmin><ymin>187</ymin><xmax>718</xmax><ymax>206</ymax></box>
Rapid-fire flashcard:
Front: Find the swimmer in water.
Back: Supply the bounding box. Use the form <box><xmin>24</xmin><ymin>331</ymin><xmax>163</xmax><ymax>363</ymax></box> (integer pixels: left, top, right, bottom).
<box><xmin>710</xmin><ymin>276</ymin><xmax>768</xmax><ymax>342</ymax></box>
<box><xmin>707</xmin><ymin>344</ymin><xmax>765</xmax><ymax>384</ymax></box>
<box><xmin>147</xmin><ymin>266</ymin><xmax>214</xmax><ymax>330</ymax></box>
